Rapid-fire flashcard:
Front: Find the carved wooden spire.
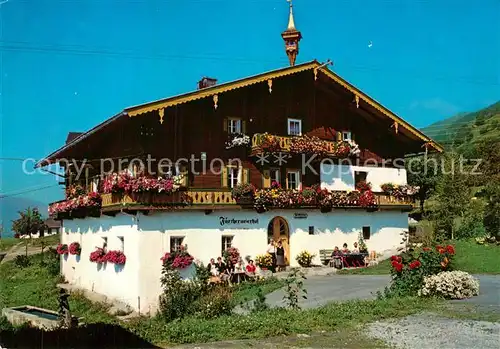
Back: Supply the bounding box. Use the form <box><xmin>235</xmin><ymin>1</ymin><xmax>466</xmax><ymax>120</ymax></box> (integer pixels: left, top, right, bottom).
<box><xmin>281</xmin><ymin>0</ymin><xmax>302</xmax><ymax>66</ymax></box>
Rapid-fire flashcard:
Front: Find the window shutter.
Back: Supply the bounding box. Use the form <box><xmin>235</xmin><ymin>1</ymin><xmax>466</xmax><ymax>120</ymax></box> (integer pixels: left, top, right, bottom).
<box><xmin>242</xmin><ymin>120</ymin><xmax>247</xmax><ymax>134</ymax></box>
<box><xmin>351</xmin><ymin>133</ymin><xmax>355</xmax><ymax>142</ymax></box>
<box><xmin>221</xmin><ymin>166</ymin><xmax>228</xmax><ymax>187</ymax></box>
<box><xmin>243</xmin><ymin>168</ymin><xmax>250</xmax><ymax>184</ymax></box>
<box><xmin>262</xmin><ymin>169</ymin><xmax>271</xmax><ymax>188</ymax></box>
<box><xmin>337</xmin><ymin>132</ymin><xmax>342</xmax><ymax>141</ymax></box>
<box><xmin>223</xmin><ymin>118</ymin><xmax>228</xmax><ymax>132</ymax></box>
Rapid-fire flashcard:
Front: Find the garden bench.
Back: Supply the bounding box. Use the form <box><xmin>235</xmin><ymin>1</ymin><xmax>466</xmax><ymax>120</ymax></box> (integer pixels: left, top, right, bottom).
<box><xmin>319</xmin><ymin>250</ymin><xmax>369</xmax><ymax>268</ymax></box>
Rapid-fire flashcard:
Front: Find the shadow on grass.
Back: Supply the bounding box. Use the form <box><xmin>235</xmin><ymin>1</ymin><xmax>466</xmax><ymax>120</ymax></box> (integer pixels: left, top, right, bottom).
<box><xmin>0</xmin><ymin>322</ymin><xmax>159</xmax><ymax>349</ymax></box>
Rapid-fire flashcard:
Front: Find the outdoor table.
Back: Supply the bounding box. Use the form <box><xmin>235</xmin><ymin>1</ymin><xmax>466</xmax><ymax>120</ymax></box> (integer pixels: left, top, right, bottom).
<box><xmin>342</xmin><ymin>253</ymin><xmax>368</xmax><ymax>268</ymax></box>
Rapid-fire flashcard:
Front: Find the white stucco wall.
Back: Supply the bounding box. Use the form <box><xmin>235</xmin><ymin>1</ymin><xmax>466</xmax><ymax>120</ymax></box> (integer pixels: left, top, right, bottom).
<box><xmin>60</xmin><ymin>209</ymin><xmax>408</xmax><ymax>314</ymax></box>
<box><xmin>320</xmin><ymin>164</ymin><xmax>407</xmax><ymax>191</ymax></box>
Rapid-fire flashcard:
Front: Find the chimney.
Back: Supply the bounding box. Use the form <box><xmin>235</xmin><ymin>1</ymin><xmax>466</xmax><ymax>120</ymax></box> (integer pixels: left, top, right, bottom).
<box><xmin>198</xmin><ymin>77</ymin><xmax>217</xmax><ymax>90</ymax></box>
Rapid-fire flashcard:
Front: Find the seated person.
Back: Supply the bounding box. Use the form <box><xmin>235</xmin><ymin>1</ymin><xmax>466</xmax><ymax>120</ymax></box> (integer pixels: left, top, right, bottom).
<box><xmin>245</xmin><ymin>259</ymin><xmax>257</xmax><ymax>275</ymax></box>
<box><xmin>207</xmin><ymin>258</ymin><xmax>218</xmax><ymax>276</ymax></box>
<box><xmin>341</xmin><ymin>243</ymin><xmax>350</xmax><ymax>254</ymax></box>
<box><xmin>216</xmin><ymin>257</ymin><xmax>230</xmax><ymax>282</ymax></box>
<box><xmin>352</xmin><ymin>242</ymin><xmax>360</xmax><ymax>254</ymax></box>
<box><xmin>330</xmin><ymin>246</ymin><xmax>343</xmax><ymax>269</ymax></box>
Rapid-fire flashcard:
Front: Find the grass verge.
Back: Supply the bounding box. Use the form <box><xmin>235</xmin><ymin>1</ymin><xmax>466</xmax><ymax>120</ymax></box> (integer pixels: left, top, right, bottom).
<box><xmin>231</xmin><ymin>277</ymin><xmax>284</xmax><ymax>305</ymax></box>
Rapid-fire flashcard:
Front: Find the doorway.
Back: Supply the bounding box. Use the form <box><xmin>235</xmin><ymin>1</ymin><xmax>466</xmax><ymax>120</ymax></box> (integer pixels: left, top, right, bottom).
<box><xmin>267</xmin><ymin>216</ymin><xmax>290</xmax><ymax>265</ymax></box>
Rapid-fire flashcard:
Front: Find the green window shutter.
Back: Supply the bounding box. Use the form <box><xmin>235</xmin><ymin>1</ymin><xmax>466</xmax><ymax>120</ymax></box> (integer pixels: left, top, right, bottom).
<box><xmin>242</xmin><ymin>120</ymin><xmax>247</xmax><ymax>134</ymax></box>
<box><xmin>223</xmin><ymin>118</ymin><xmax>228</xmax><ymax>132</ymax></box>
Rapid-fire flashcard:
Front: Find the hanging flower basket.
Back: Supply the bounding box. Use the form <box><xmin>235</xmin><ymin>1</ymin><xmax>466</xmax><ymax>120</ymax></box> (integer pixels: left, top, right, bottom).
<box><xmin>69</xmin><ymin>242</ymin><xmax>81</xmax><ymax>255</ymax></box>
<box><xmin>104</xmin><ymin>250</ymin><xmax>126</xmax><ymax>265</ymax></box>
<box><xmin>56</xmin><ymin>244</ymin><xmax>69</xmax><ymax>255</ymax></box>
<box><xmin>89</xmin><ymin>247</ymin><xmax>106</xmax><ymax>264</ymax></box>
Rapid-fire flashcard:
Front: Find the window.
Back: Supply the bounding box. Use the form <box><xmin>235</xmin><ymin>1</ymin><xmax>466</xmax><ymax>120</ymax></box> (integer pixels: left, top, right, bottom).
<box><xmin>342</xmin><ymin>131</ymin><xmax>352</xmax><ymax>141</ymax></box>
<box><xmin>227</xmin><ymin>167</ymin><xmax>241</xmax><ymax>188</ymax></box>
<box><xmin>221</xmin><ymin>236</ymin><xmax>233</xmax><ymax>254</ymax></box>
<box><xmin>354</xmin><ymin>171</ymin><xmax>368</xmax><ymax>186</ymax></box>
<box><xmin>286</xmin><ymin>170</ymin><xmax>301</xmax><ymax>190</ymax></box>
<box><xmin>227</xmin><ymin>118</ymin><xmax>242</xmax><ymax>134</ymax></box>
<box><xmin>102</xmin><ymin>237</ymin><xmax>108</xmax><ymax>249</ymax></box>
<box><xmin>308</xmin><ymin>226</ymin><xmax>315</xmax><ymax>235</ymax></box>
<box><xmin>270</xmin><ymin>168</ymin><xmax>281</xmax><ymax>186</ymax></box>
<box><xmin>170</xmin><ymin>236</ymin><xmax>184</xmax><ymax>252</ymax></box>
<box><xmin>118</xmin><ymin>237</ymin><xmax>124</xmax><ymax>252</ymax></box>
<box><xmin>362</xmin><ymin>226</ymin><xmax>371</xmax><ymax>240</ymax></box>
<box><xmin>287</xmin><ymin>118</ymin><xmax>302</xmax><ymax>136</ymax></box>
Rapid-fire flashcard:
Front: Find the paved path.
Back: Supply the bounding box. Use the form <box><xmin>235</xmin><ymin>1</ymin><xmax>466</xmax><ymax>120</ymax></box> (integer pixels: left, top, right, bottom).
<box><xmin>265</xmin><ymin>274</ymin><xmax>391</xmax><ymax>308</ymax></box>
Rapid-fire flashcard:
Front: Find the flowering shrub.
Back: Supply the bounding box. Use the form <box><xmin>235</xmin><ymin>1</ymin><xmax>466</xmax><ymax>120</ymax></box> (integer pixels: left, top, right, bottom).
<box><xmin>255</xmin><ymin>254</ymin><xmax>273</xmax><ymax>269</ymax></box>
<box><xmin>69</xmin><ymin>242</ymin><xmax>81</xmax><ymax>255</ymax></box>
<box><xmin>225</xmin><ymin>133</ymin><xmax>250</xmax><ymax>149</ymax></box>
<box><xmin>381</xmin><ymin>183</ymin><xmax>420</xmax><ymax>198</ymax></box>
<box><xmin>231</xmin><ymin>183</ymin><xmax>255</xmax><ymax>200</ymax></box>
<box><xmin>102</xmin><ymin>171</ymin><xmax>184</xmax><ymax>195</ymax></box>
<box><xmin>222</xmin><ymin>247</ymin><xmax>240</xmax><ymax>265</ymax></box>
<box><xmin>419</xmin><ymin>271</ymin><xmax>479</xmax><ymax>299</ymax></box>
<box><xmin>381</xmin><ymin>244</ymin><xmax>456</xmax><ymax>298</ymax></box>
<box><xmin>89</xmin><ymin>247</ymin><xmax>106</xmax><ymax>263</ymax></box>
<box><xmin>161</xmin><ymin>246</ymin><xmax>194</xmax><ymax>269</ymax></box>
<box><xmin>48</xmin><ymin>192</ymin><xmax>102</xmax><ymax>217</ymax></box>
<box><xmin>295</xmin><ymin>250</ymin><xmax>315</xmax><ymax>267</ymax></box>
<box><xmin>259</xmin><ymin>133</ymin><xmax>282</xmax><ymax>153</ymax></box>
<box><xmin>56</xmin><ymin>243</ymin><xmax>68</xmax><ymax>255</ymax></box>
<box><xmin>104</xmin><ymin>250</ymin><xmax>126</xmax><ymax>265</ymax></box>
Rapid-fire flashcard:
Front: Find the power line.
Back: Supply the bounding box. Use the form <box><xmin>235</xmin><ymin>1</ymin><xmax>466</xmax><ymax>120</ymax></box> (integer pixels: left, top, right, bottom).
<box><xmin>1</xmin><ymin>40</ymin><xmax>498</xmax><ymax>86</ymax></box>
<box><xmin>0</xmin><ymin>184</ymin><xmax>60</xmax><ymax>199</ymax></box>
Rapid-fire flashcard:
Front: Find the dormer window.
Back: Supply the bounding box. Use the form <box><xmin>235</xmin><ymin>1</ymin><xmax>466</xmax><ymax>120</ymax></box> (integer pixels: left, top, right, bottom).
<box><xmin>288</xmin><ymin>118</ymin><xmax>302</xmax><ymax>136</ymax></box>
<box><xmin>342</xmin><ymin>131</ymin><xmax>352</xmax><ymax>141</ymax></box>
<box><xmin>227</xmin><ymin>118</ymin><xmax>242</xmax><ymax>134</ymax></box>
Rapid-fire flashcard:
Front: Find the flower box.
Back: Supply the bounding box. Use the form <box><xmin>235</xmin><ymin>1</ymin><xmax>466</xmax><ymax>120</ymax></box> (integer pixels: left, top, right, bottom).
<box><xmin>235</xmin><ymin>195</ymin><xmax>254</xmax><ymax>206</ymax></box>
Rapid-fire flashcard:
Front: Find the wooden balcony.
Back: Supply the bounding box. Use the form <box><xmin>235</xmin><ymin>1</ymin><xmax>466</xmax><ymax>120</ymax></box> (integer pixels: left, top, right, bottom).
<box><xmin>101</xmin><ymin>189</ymin><xmax>236</xmax><ymax>209</ymax></box>
<box><xmin>251</xmin><ymin>133</ymin><xmax>340</xmax><ymax>155</ymax></box>
<box><xmin>100</xmin><ymin>190</ymin><xmax>412</xmax><ymax>212</ymax></box>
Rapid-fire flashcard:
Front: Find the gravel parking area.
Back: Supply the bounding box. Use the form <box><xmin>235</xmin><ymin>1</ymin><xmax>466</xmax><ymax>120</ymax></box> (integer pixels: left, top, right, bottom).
<box><xmin>368</xmin><ymin>313</ymin><xmax>500</xmax><ymax>349</ymax></box>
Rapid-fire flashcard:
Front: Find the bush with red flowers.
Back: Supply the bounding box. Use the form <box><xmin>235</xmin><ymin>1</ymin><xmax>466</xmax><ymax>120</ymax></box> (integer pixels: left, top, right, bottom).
<box><xmin>89</xmin><ymin>247</ymin><xmax>106</xmax><ymax>263</ymax></box>
<box><xmin>56</xmin><ymin>243</ymin><xmax>69</xmax><ymax>255</ymax></box>
<box><xmin>48</xmin><ymin>192</ymin><xmax>102</xmax><ymax>218</ymax></box>
<box><xmin>222</xmin><ymin>247</ymin><xmax>240</xmax><ymax>266</ymax></box>
<box><xmin>69</xmin><ymin>242</ymin><xmax>81</xmax><ymax>255</ymax></box>
<box><xmin>104</xmin><ymin>250</ymin><xmax>126</xmax><ymax>265</ymax></box>
<box><xmin>380</xmin><ymin>244</ymin><xmax>456</xmax><ymax>298</ymax></box>
<box><xmin>161</xmin><ymin>246</ymin><xmax>194</xmax><ymax>269</ymax></box>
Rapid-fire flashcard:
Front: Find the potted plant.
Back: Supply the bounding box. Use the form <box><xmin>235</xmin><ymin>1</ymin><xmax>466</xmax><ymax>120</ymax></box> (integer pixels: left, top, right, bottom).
<box><xmin>255</xmin><ymin>254</ymin><xmax>273</xmax><ymax>270</ymax></box>
<box><xmin>69</xmin><ymin>242</ymin><xmax>81</xmax><ymax>255</ymax></box>
<box><xmin>231</xmin><ymin>183</ymin><xmax>256</xmax><ymax>205</ymax></box>
<box><xmin>296</xmin><ymin>250</ymin><xmax>315</xmax><ymax>267</ymax></box>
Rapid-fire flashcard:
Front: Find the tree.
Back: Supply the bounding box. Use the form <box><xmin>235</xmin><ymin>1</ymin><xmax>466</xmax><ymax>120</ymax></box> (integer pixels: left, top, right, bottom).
<box><xmin>433</xmin><ymin>154</ymin><xmax>471</xmax><ymax>240</ymax></box>
<box><xmin>483</xmin><ymin>180</ymin><xmax>500</xmax><ymax>240</ymax></box>
<box><xmin>11</xmin><ymin>208</ymin><xmax>46</xmax><ymax>257</ymax></box>
<box><xmin>406</xmin><ymin>155</ymin><xmax>441</xmax><ymax>216</ymax></box>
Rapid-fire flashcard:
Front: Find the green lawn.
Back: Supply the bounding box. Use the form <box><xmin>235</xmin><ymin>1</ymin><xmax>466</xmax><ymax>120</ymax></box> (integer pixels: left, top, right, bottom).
<box><xmin>452</xmin><ymin>239</ymin><xmax>500</xmax><ymax>274</ymax></box>
<box><xmin>231</xmin><ymin>277</ymin><xmax>284</xmax><ymax>305</ymax></box>
<box><xmin>0</xmin><ymin>238</ymin><xmax>20</xmax><ymax>252</ymax></box>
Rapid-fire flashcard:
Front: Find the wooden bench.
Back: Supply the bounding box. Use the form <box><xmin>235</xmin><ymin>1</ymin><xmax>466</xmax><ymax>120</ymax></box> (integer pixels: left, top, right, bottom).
<box><xmin>319</xmin><ymin>249</ymin><xmax>334</xmax><ymax>266</ymax></box>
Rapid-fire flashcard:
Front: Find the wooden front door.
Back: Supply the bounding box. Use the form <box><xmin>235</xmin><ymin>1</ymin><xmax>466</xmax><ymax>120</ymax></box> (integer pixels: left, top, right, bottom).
<box><xmin>270</xmin><ymin>217</ymin><xmax>290</xmax><ymax>265</ymax></box>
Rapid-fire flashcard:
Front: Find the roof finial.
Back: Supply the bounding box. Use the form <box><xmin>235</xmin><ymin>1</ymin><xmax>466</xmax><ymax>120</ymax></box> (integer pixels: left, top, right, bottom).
<box><xmin>287</xmin><ymin>0</ymin><xmax>296</xmax><ymax>30</ymax></box>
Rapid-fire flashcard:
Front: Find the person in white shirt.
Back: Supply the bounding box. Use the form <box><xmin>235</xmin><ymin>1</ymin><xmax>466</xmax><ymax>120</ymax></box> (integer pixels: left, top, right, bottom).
<box><xmin>266</xmin><ymin>239</ymin><xmax>277</xmax><ymax>273</ymax></box>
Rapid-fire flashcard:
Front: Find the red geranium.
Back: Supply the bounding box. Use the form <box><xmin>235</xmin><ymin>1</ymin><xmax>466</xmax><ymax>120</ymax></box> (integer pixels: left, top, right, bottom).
<box><xmin>436</xmin><ymin>245</ymin><xmax>446</xmax><ymax>254</ymax></box>
<box><xmin>390</xmin><ymin>255</ymin><xmax>402</xmax><ymax>263</ymax></box>
<box><xmin>56</xmin><ymin>243</ymin><xmax>69</xmax><ymax>255</ymax></box>
<box><xmin>161</xmin><ymin>247</ymin><xmax>194</xmax><ymax>269</ymax></box>
<box><xmin>409</xmin><ymin>260</ymin><xmax>421</xmax><ymax>269</ymax></box>
<box><xmin>104</xmin><ymin>250</ymin><xmax>126</xmax><ymax>265</ymax></box>
<box><xmin>423</xmin><ymin>247</ymin><xmax>431</xmax><ymax>252</ymax></box>
<box><xmin>89</xmin><ymin>247</ymin><xmax>106</xmax><ymax>263</ymax></box>
<box><xmin>69</xmin><ymin>242</ymin><xmax>81</xmax><ymax>255</ymax></box>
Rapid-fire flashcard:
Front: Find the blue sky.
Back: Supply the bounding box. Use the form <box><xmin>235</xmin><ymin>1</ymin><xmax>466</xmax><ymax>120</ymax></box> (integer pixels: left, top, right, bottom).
<box><xmin>0</xmin><ymin>0</ymin><xmax>499</xmax><ymax>209</ymax></box>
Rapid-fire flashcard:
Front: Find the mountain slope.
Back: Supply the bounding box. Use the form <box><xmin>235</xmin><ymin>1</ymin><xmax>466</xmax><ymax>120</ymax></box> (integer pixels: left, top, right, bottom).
<box><xmin>421</xmin><ymin>101</ymin><xmax>500</xmax><ymax>153</ymax></box>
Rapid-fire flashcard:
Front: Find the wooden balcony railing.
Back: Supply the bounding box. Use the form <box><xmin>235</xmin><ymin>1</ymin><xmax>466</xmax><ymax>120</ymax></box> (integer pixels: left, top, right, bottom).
<box><xmin>100</xmin><ymin>190</ymin><xmax>412</xmax><ymax>209</ymax></box>
<box><xmin>251</xmin><ymin>133</ymin><xmax>340</xmax><ymax>154</ymax></box>
<box><xmin>101</xmin><ymin>190</ymin><xmax>236</xmax><ymax>208</ymax></box>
